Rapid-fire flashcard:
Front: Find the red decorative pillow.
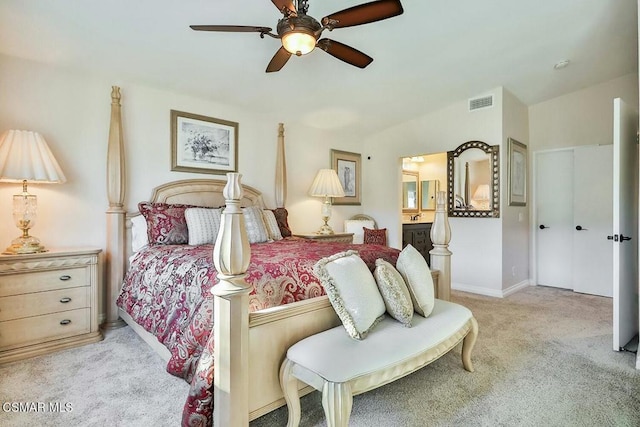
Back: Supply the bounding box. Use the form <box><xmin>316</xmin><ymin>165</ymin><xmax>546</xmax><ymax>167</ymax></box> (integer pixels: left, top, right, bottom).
<box><xmin>271</xmin><ymin>208</ymin><xmax>292</xmax><ymax>238</ymax></box>
<box><xmin>139</xmin><ymin>202</ymin><xmax>194</xmax><ymax>245</ymax></box>
<box><xmin>363</xmin><ymin>227</ymin><xmax>387</xmax><ymax>246</ymax></box>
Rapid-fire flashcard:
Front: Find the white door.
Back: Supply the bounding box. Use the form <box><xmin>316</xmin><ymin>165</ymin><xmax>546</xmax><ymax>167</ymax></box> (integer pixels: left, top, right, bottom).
<box><xmin>573</xmin><ymin>145</ymin><xmax>613</xmax><ymax>297</ymax></box>
<box><xmin>612</xmin><ymin>98</ymin><xmax>639</xmax><ymax>352</ymax></box>
<box><xmin>536</xmin><ymin>150</ymin><xmax>574</xmax><ymax>289</ymax></box>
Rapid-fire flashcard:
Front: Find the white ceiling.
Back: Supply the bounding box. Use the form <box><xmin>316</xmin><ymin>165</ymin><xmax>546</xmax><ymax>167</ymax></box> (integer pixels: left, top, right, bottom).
<box><xmin>0</xmin><ymin>0</ymin><xmax>637</xmax><ymax>136</ymax></box>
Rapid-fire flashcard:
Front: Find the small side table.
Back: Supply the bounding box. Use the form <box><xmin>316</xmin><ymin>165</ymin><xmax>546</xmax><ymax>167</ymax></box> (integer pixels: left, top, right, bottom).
<box><xmin>293</xmin><ymin>232</ymin><xmax>354</xmax><ymax>244</ymax></box>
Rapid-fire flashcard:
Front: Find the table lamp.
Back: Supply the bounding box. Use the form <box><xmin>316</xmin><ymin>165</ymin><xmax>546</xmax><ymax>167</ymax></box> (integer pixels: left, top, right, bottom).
<box><xmin>308</xmin><ymin>169</ymin><xmax>345</xmax><ymax>235</ymax></box>
<box><xmin>0</xmin><ymin>130</ymin><xmax>67</xmax><ymax>254</ymax></box>
<box><xmin>472</xmin><ymin>184</ymin><xmax>491</xmax><ymax>210</ymax></box>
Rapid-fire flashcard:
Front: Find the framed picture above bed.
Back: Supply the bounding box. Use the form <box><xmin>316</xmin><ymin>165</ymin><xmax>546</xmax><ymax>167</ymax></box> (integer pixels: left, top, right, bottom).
<box><xmin>171</xmin><ymin>110</ymin><xmax>238</xmax><ymax>175</ymax></box>
<box><xmin>331</xmin><ymin>149</ymin><xmax>361</xmax><ymax>205</ymax></box>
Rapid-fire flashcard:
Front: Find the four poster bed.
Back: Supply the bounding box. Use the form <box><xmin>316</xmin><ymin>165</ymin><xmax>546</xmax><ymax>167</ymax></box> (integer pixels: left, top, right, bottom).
<box><xmin>103</xmin><ymin>87</ymin><xmax>453</xmax><ymax>426</ymax></box>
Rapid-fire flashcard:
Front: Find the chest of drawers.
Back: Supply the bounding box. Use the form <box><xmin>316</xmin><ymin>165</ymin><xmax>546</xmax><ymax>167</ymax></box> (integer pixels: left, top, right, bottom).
<box><xmin>0</xmin><ymin>248</ymin><xmax>103</xmax><ymax>364</ymax></box>
<box><xmin>402</xmin><ymin>222</ymin><xmax>433</xmax><ymax>264</ymax></box>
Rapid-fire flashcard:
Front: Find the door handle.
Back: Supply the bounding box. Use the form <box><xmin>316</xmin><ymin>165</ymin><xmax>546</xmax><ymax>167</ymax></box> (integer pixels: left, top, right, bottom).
<box><xmin>575</xmin><ymin>225</ymin><xmax>587</xmax><ymax>231</ymax></box>
<box><xmin>539</xmin><ymin>224</ymin><xmax>549</xmax><ymax>230</ymax></box>
<box><xmin>607</xmin><ymin>234</ymin><xmax>631</xmax><ymax>242</ymax></box>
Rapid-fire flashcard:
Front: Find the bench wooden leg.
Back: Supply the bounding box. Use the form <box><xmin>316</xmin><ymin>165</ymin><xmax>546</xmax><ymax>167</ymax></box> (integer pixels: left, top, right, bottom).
<box><xmin>280</xmin><ymin>358</ymin><xmax>301</xmax><ymax>427</ymax></box>
<box><xmin>462</xmin><ymin>317</ymin><xmax>479</xmax><ymax>372</ymax></box>
<box><xmin>321</xmin><ymin>381</ymin><xmax>353</xmax><ymax>427</ymax></box>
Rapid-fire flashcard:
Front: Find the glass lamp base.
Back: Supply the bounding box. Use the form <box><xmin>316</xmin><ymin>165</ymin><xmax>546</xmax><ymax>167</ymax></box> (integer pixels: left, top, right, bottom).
<box><xmin>316</xmin><ymin>218</ymin><xmax>335</xmax><ymax>235</ymax></box>
<box><xmin>3</xmin><ymin>235</ymin><xmax>47</xmax><ymax>255</ymax></box>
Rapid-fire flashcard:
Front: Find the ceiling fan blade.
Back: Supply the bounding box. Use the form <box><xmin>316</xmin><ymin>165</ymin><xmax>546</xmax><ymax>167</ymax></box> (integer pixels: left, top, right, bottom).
<box><xmin>271</xmin><ymin>0</ymin><xmax>296</xmax><ymax>15</ymax></box>
<box><xmin>322</xmin><ymin>0</ymin><xmax>403</xmax><ymax>29</ymax></box>
<box><xmin>266</xmin><ymin>46</ymin><xmax>292</xmax><ymax>73</ymax></box>
<box><xmin>317</xmin><ymin>39</ymin><xmax>373</xmax><ymax>69</ymax></box>
<box><xmin>190</xmin><ymin>25</ymin><xmax>272</xmax><ymax>33</ymax></box>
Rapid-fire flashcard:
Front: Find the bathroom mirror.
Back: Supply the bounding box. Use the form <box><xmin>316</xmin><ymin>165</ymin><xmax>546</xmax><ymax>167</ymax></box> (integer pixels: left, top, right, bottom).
<box><xmin>402</xmin><ymin>170</ymin><xmax>419</xmax><ymax>213</ymax></box>
<box><xmin>420</xmin><ymin>180</ymin><xmax>439</xmax><ymax>210</ymax></box>
<box><xmin>447</xmin><ymin>141</ymin><xmax>500</xmax><ymax>218</ymax></box>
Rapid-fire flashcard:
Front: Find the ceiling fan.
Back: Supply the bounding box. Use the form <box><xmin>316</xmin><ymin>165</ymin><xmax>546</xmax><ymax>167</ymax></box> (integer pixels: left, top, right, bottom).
<box><xmin>190</xmin><ymin>0</ymin><xmax>404</xmax><ymax>73</ymax></box>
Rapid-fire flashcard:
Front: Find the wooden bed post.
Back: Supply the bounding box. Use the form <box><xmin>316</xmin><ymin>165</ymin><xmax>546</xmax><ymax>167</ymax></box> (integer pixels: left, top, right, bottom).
<box><xmin>275</xmin><ymin>123</ymin><xmax>287</xmax><ymax>208</ymax></box>
<box><xmin>103</xmin><ymin>86</ymin><xmax>127</xmax><ymax>330</ymax></box>
<box><xmin>430</xmin><ymin>190</ymin><xmax>452</xmax><ymax>301</ymax></box>
<box><xmin>212</xmin><ymin>173</ymin><xmax>253</xmax><ymax>427</ymax></box>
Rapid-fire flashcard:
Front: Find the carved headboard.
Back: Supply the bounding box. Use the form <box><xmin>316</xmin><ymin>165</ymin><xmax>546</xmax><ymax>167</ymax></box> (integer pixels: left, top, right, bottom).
<box><xmin>144</xmin><ymin>179</ymin><xmax>265</xmax><ymax>208</ymax></box>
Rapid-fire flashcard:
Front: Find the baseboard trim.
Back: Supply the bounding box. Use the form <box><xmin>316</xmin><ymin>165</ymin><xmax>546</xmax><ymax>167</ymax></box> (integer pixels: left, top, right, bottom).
<box><xmin>503</xmin><ymin>280</ymin><xmax>530</xmax><ymax>297</ymax></box>
<box><xmin>452</xmin><ymin>280</ymin><xmax>530</xmax><ymax>298</ymax></box>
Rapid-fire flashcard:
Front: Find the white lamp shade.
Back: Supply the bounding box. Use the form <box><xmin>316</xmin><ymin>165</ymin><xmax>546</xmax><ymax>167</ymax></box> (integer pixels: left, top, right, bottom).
<box><xmin>472</xmin><ymin>184</ymin><xmax>491</xmax><ymax>201</ymax></box>
<box><xmin>308</xmin><ymin>169</ymin><xmax>345</xmax><ymax>198</ymax></box>
<box><xmin>0</xmin><ymin>130</ymin><xmax>67</xmax><ymax>183</ymax></box>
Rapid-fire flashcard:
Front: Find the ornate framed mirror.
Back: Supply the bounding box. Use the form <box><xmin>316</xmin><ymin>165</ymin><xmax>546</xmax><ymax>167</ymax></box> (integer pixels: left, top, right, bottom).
<box><xmin>447</xmin><ymin>141</ymin><xmax>500</xmax><ymax>218</ymax></box>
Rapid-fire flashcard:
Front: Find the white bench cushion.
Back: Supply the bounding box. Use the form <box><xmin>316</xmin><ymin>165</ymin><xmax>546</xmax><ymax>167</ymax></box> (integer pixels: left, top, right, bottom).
<box><xmin>286</xmin><ymin>299</ymin><xmax>472</xmax><ymax>384</ymax></box>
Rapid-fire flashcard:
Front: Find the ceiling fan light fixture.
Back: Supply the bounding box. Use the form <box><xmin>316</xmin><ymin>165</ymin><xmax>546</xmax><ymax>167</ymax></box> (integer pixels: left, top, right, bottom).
<box><xmin>281</xmin><ymin>30</ymin><xmax>316</xmax><ymax>55</ymax></box>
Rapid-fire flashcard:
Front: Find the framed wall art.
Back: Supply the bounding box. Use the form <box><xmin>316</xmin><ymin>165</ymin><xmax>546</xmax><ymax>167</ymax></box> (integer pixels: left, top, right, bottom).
<box><xmin>171</xmin><ymin>110</ymin><xmax>238</xmax><ymax>175</ymax></box>
<box><xmin>331</xmin><ymin>149</ymin><xmax>361</xmax><ymax>205</ymax></box>
<box><xmin>507</xmin><ymin>137</ymin><xmax>527</xmax><ymax>206</ymax></box>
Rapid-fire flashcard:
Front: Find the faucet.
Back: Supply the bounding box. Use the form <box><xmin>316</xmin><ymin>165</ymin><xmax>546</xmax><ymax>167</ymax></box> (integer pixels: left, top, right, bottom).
<box><xmin>410</xmin><ymin>213</ymin><xmax>421</xmax><ymax>221</ymax></box>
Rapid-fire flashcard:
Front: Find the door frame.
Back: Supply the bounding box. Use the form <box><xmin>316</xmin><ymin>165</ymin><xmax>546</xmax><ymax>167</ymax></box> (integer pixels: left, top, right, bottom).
<box><xmin>531</xmin><ymin>145</ymin><xmax>614</xmax><ymax>289</ymax></box>
<box><xmin>531</xmin><ymin>147</ymin><xmax>576</xmax><ymax>288</ymax></box>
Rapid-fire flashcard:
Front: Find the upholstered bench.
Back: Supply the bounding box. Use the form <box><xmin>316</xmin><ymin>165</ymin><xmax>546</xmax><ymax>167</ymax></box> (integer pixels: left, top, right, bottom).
<box><xmin>279</xmin><ymin>299</ymin><xmax>478</xmax><ymax>427</ymax></box>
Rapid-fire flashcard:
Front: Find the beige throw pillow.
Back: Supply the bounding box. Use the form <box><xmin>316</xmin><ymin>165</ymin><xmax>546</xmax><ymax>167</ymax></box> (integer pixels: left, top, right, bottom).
<box><xmin>261</xmin><ymin>209</ymin><xmax>283</xmax><ymax>241</ymax></box>
<box><xmin>373</xmin><ymin>259</ymin><xmax>413</xmax><ymax>327</ymax></box>
<box><xmin>242</xmin><ymin>206</ymin><xmax>269</xmax><ymax>244</ymax></box>
<box><xmin>313</xmin><ymin>250</ymin><xmax>385</xmax><ymax>340</ymax></box>
<box><xmin>396</xmin><ymin>244</ymin><xmax>435</xmax><ymax>317</ymax></box>
<box><xmin>184</xmin><ymin>208</ymin><xmax>222</xmax><ymax>245</ymax></box>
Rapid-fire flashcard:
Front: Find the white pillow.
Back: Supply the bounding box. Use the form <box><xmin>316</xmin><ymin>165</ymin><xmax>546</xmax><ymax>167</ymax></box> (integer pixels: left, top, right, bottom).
<box><xmin>130</xmin><ymin>215</ymin><xmax>149</xmax><ymax>252</ymax></box>
<box><xmin>313</xmin><ymin>250</ymin><xmax>385</xmax><ymax>340</ymax></box>
<box><xmin>262</xmin><ymin>209</ymin><xmax>283</xmax><ymax>241</ymax></box>
<box><xmin>242</xmin><ymin>206</ymin><xmax>269</xmax><ymax>244</ymax></box>
<box><xmin>396</xmin><ymin>244</ymin><xmax>435</xmax><ymax>317</ymax></box>
<box><xmin>373</xmin><ymin>259</ymin><xmax>413</xmax><ymax>327</ymax></box>
<box><xmin>185</xmin><ymin>207</ymin><xmax>222</xmax><ymax>245</ymax></box>
<box><xmin>344</xmin><ymin>219</ymin><xmax>375</xmax><ymax>244</ymax></box>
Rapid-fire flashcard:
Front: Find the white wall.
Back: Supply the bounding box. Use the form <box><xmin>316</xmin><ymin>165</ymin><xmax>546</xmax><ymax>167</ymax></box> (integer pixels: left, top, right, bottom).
<box><xmin>363</xmin><ymin>88</ymin><xmax>505</xmax><ymax>294</ymax></box>
<box><xmin>529</xmin><ymin>73</ymin><xmax>639</xmax><ymax>150</ymax></box>
<box><xmin>0</xmin><ymin>56</ymin><xmax>111</xmax><ymax>251</ymax></box>
<box><xmin>0</xmin><ymin>54</ymin><xmax>367</xmax><ymax>317</ymax></box>
<box><xmin>501</xmin><ymin>89</ymin><xmax>530</xmax><ymax>292</ymax></box>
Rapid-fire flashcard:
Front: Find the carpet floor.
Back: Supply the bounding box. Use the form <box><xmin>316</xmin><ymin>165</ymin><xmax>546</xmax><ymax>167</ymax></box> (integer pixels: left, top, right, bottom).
<box><xmin>1</xmin><ymin>286</ymin><xmax>639</xmax><ymax>426</ymax></box>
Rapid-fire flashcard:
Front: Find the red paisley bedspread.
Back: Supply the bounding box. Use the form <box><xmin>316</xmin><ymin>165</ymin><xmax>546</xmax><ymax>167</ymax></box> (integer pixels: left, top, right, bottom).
<box><xmin>116</xmin><ymin>238</ymin><xmax>400</xmax><ymax>426</ymax></box>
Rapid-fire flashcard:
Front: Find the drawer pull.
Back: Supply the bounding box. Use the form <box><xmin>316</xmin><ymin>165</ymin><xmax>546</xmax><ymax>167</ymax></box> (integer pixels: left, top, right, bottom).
<box><xmin>59</xmin><ymin>319</ymin><xmax>72</xmax><ymax>326</ymax></box>
<box><xmin>59</xmin><ymin>275</ymin><xmax>72</xmax><ymax>281</ymax></box>
<box><xmin>59</xmin><ymin>297</ymin><xmax>72</xmax><ymax>303</ymax></box>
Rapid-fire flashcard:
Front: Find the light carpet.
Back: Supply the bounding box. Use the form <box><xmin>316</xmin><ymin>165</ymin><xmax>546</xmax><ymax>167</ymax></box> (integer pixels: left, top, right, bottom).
<box><xmin>1</xmin><ymin>286</ymin><xmax>639</xmax><ymax>426</ymax></box>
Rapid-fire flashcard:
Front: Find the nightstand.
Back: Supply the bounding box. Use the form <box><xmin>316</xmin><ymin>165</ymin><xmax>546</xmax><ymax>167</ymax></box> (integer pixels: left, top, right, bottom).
<box><xmin>0</xmin><ymin>248</ymin><xmax>103</xmax><ymax>364</ymax></box>
<box><xmin>293</xmin><ymin>232</ymin><xmax>354</xmax><ymax>243</ymax></box>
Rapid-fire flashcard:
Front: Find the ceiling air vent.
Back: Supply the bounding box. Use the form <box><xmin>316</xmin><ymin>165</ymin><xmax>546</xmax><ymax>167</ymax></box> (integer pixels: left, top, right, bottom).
<box><xmin>468</xmin><ymin>95</ymin><xmax>494</xmax><ymax>111</ymax></box>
